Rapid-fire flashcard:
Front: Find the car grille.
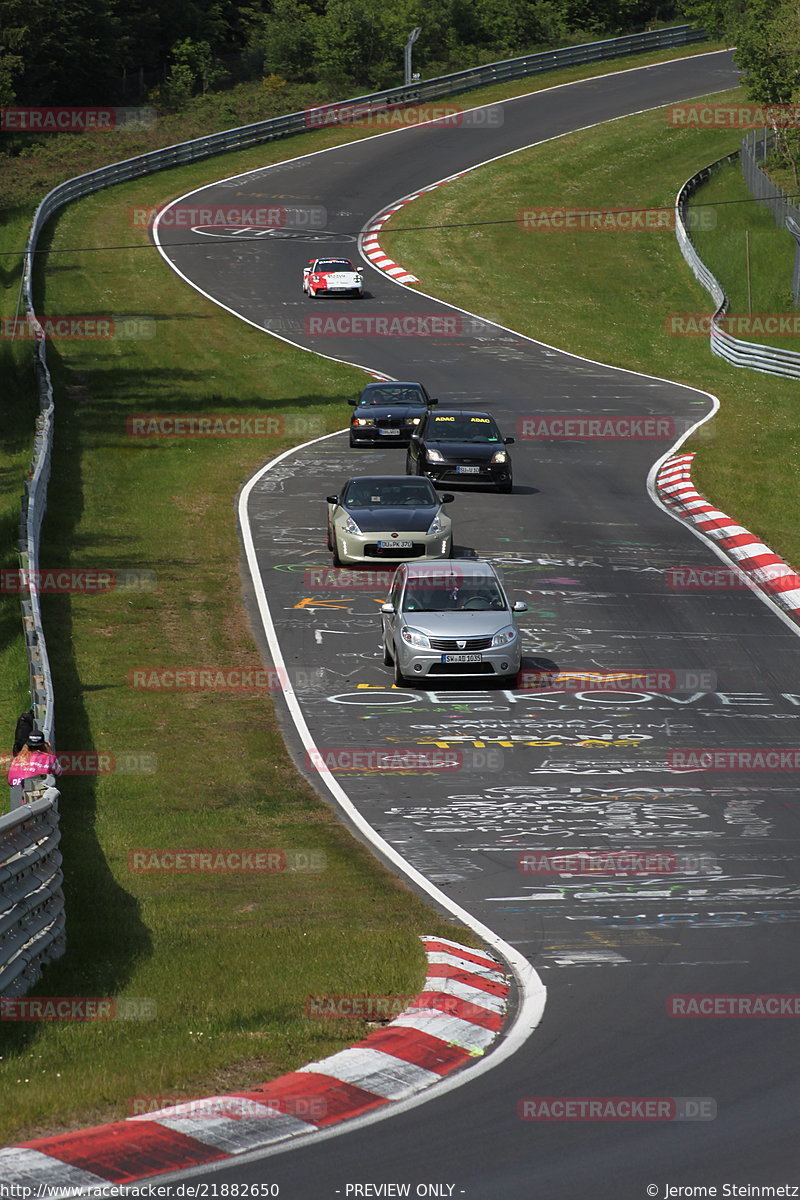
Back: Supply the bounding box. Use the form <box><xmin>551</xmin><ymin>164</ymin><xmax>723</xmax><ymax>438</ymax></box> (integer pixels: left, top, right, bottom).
<box><xmin>428</xmin><ymin>662</ymin><xmax>495</xmax><ymax>675</ymax></box>
<box><xmin>429</xmin><ymin>636</ymin><xmax>494</xmax><ymax>651</ymax></box>
<box><xmin>364</xmin><ymin>543</ymin><xmax>425</xmax><ymax>558</ymax></box>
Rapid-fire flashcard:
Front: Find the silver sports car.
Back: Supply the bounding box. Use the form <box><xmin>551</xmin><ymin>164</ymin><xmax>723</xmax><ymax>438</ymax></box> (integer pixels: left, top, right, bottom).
<box><xmin>326</xmin><ymin>476</ymin><xmax>454</xmax><ymax>566</ymax></box>
<box><xmin>380</xmin><ymin>559</ymin><xmax>527</xmax><ymax>686</ymax></box>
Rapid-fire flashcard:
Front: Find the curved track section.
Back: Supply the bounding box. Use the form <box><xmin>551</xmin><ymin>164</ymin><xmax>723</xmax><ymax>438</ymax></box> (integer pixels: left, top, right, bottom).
<box><xmin>153</xmin><ymin>53</ymin><xmax>800</xmax><ymax>1197</ymax></box>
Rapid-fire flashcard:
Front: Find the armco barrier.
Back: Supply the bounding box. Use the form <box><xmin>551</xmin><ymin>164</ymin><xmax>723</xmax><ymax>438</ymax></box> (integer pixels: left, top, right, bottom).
<box><xmin>2</xmin><ymin>23</ymin><xmax>707</xmax><ymax>996</ymax></box>
<box><xmin>675</xmin><ymin>143</ymin><xmax>800</xmax><ymax>379</ymax></box>
<box><xmin>0</xmin><ymin>791</ymin><xmax>65</xmax><ymax>996</ymax></box>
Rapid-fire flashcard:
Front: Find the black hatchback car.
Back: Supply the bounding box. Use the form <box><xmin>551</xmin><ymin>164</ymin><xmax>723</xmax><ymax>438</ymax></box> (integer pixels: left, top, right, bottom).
<box><xmin>348</xmin><ymin>381</ymin><xmax>437</xmax><ymax>447</ymax></box>
<box><xmin>405</xmin><ymin>409</ymin><xmax>514</xmax><ymax>492</ymax></box>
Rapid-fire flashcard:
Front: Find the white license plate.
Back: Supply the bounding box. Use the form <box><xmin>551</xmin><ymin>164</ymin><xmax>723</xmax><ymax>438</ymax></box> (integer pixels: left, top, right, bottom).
<box><xmin>442</xmin><ymin>653</ymin><xmax>482</xmax><ymax>664</ymax></box>
<box><xmin>456</xmin><ymin>465</ymin><xmax>481</xmax><ymax>474</ymax></box>
<box><xmin>379</xmin><ymin>540</ymin><xmax>412</xmax><ymax>549</ymax></box>
<box><xmin>379</xmin><ymin>428</ymin><xmax>401</xmax><ymax>436</ymax></box>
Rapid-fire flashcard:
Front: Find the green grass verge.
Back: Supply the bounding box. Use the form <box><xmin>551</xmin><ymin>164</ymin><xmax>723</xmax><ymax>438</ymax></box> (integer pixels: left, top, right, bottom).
<box><xmin>0</xmin><ymin>41</ymin><xmax>726</xmax><ymax>1143</ymax></box>
<box><xmin>382</xmin><ymin>85</ymin><xmax>800</xmax><ymax>570</ymax></box>
<box><xmin>0</xmin><ymin>147</ymin><xmax>476</xmax><ymax>1147</ymax></box>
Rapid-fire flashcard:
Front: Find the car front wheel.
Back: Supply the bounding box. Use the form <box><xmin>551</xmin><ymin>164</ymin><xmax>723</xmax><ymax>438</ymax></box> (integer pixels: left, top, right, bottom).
<box><xmin>393</xmin><ymin>654</ymin><xmax>408</xmax><ymax>687</ymax></box>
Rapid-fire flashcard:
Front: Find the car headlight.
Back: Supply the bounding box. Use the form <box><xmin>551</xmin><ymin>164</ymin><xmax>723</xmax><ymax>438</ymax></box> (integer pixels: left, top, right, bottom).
<box><xmin>406</xmin><ymin>416</ymin><xmax>422</xmax><ymax>425</ymax></box>
<box><xmin>400</xmin><ymin>626</ymin><xmax>430</xmax><ymax>649</ymax></box>
<box><xmin>353</xmin><ymin>418</ymin><xmax>374</xmax><ymax>426</ymax></box>
<box><xmin>491</xmin><ymin>625</ymin><xmax>516</xmax><ymax>647</ymax></box>
<box><xmin>426</xmin><ymin>512</ymin><xmax>445</xmax><ymax>536</ymax></box>
<box><xmin>491</xmin><ymin>450</ymin><xmax>508</xmax><ymax>464</ymax></box>
<box><xmin>426</xmin><ymin>448</ymin><xmax>444</xmax><ymax>463</ymax></box>
<box><xmin>343</xmin><ymin>514</ymin><xmax>362</xmax><ymax>536</ymax></box>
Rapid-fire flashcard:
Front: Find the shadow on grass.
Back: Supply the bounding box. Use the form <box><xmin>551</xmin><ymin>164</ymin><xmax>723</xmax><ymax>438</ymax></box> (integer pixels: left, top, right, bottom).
<box><xmin>0</xmin><ymin>342</ymin><xmax>152</xmax><ymax>1063</ymax></box>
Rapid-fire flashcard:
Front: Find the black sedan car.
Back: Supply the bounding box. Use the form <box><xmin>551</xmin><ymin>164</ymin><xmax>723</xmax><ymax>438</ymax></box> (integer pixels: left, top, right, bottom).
<box><xmin>405</xmin><ymin>409</ymin><xmax>514</xmax><ymax>492</ymax></box>
<box><xmin>348</xmin><ymin>381</ymin><xmax>437</xmax><ymax>447</ymax></box>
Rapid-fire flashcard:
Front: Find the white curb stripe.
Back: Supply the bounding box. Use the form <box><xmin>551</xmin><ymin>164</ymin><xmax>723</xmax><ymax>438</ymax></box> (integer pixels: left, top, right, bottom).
<box><xmin>300</xmin><ymin>1049</ymin><xmax>439</xmax><ymax>1098</ymax></box>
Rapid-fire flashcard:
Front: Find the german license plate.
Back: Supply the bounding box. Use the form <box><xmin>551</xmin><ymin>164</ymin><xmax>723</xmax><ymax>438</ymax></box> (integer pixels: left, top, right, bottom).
<box><xmin>379</xmin><ymin>539</ymin><xmax>412</xmax><ymax>549</ymax></box>
<box><xmin>442</xmin><ymin>653</ymin><xmax>482</xmax><ymax>664</ymax></box>
<box><xmin>379</xmin><ymin>428</ymin><xmax>401</xmax><ymax>436</ymax></box>
<box><xmin>456</xmin><ymin>465</ymin><xmax>480</xmax><ymax>473</ymax></box>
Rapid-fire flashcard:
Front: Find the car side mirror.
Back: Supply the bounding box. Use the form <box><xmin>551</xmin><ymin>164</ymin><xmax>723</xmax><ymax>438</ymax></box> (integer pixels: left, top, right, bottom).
<box><xmin>504</xmin><ymin>437</ymin><xmax>515</xmax><ymax>445</ymax></box>
<box><xmin>380</xmin><ymin>602</ymin><xmax>395</xmax><ymax>614</ymax></box>
<box><xmin>512</xmin><ymin>601</ymin><xmax>528</xmax><ymax>612</ymax></box>
<box><xmin>348</xmin><ymin>398</ymin><xmax>358</xmax><ymax>406</ymax></box>
<box><xmin>326</xmin><ymin>495</ymin><xmax>338</xmax><ymax>504</ymax></box>
<box><xmin>441</xmin><ymin>493</ymin><xmax>454</xmax><ymax>503</ymax></box>
<box><xmin>429</xmin><ymin>398</ymin><xmax>438</xmax><ymax>405</ymax></box>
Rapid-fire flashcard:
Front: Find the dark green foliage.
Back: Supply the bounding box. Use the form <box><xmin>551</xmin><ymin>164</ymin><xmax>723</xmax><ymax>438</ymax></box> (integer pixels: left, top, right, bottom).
<box><xmin>0</xmin><ymin>0</ymin><xmax>679</xmax><ymax>108</ymax></box>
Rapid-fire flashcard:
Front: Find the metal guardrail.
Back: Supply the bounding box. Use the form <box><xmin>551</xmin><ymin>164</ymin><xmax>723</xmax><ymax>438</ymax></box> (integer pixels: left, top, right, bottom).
<box><xmin>2</xmin><ymin>22</ymin><xmax>708</xmax><ymax>995</ymax></box>
<box><xmin>0</xmin><ymin>791</ymin><xmax>65</xmax><ymax>996</ymax></box>
<box><xmin>675</xmin><ymin>147</ymin><xmax>800</xmax><ymax>379</ymax></box>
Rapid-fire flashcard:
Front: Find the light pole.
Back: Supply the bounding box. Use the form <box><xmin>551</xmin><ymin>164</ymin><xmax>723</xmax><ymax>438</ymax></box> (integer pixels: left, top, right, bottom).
<box><xmin>404</xmin><ymin>27</ymin><xmax>421</xmax><ymax>87</ymax></box>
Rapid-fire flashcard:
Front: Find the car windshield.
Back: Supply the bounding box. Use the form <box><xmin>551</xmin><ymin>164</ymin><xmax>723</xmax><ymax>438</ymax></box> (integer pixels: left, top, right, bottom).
<box><xmin>402</xmin><ymin>579</ymin><xmax>506</xmax><ymax>612</ymax></box>
<box><xmin>343</xmin><ymin>480</ymin><xmax>438</xmax><ymax>507</ymax></box>
<box><xmin>359</xmin><ymin>387</ymin><xmax>427</xmax><ymax>407</ymax></box>
<box><xmin>316</xmin><ymin>260</ymin><xmax>353</xmax><ymax>271</ymax></box>
<box><xmin>426</xmin><ymin>415</ymin><xmax>501</xmax><ymax>442</ymax></box>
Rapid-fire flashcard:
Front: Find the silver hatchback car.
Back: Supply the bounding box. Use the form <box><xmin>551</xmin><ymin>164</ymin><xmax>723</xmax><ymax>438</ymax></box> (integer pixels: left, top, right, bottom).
<box><xmin>381</xmin><ymin>560</ymin><xmax>527</xmax><ymax>687</ymax></box>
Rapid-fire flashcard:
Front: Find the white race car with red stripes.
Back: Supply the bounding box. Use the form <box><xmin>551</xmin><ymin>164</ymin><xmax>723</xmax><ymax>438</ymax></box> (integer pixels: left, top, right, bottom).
<box><xmin>303</xmin><ymin>257</ymin><xmax>364</xmax><ymax>298</ymax></box>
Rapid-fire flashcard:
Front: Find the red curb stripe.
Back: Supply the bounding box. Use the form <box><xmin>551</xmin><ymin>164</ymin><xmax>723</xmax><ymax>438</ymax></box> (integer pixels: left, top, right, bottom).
<box><xmin>766</xmin><ymin>573</ymin><xmax>800</xmax><ymax>593</ymax></box>
<box><xmin>348</xmin><ymin>1025</ymin><xmax>472</xmax><ymax>1074</ymax></box>
<box><xmin>233</xmin><ymin>1073</ymin><xmax>388</xmax><ymax>1126</ymax></box>
<box><xmin>719</xmin><ymin>532</ymin><xmax>765</xmax><ymax>549</ymax></box>
<box><xmin>408</xmin><ymin>990</ymin><xmax>503</xmax><ymax>1030</ymax></box>
<box><xmin>21</xmin><ymin>1121</ymin><xmax>227</xmax><ymax>1183</ymax></box>
<box><xmin>421</xmin><ymin>939</ymin><xmax>501</xmax><ymax>971</ymax></box>
<box><xmin>657</xmin><ymin>453</ymin><xmax>800</xmax><ymax>623</ymax></box>
<box><xmin>425</xmin><ymin>962</ymin><xmax>510</xmax><ymax>997</ymax></box>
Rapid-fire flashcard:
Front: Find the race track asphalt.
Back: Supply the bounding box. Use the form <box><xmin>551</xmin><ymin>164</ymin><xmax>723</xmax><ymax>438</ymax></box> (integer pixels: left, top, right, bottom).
<box><xmin>153</xmin><ymin>51</ymin><xmax>800</xmax><ymax>1198</ymax></box>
